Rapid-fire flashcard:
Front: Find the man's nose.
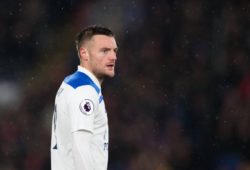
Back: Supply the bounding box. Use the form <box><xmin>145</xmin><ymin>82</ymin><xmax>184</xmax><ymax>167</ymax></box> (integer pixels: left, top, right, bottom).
<box><xmin>110</xmin><ymin>51</ymin><xmax>117</xmax><ymax>60</ymax></box>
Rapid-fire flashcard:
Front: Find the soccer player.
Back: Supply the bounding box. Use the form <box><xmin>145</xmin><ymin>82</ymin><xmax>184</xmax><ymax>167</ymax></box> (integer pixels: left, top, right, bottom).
<box><xmin>51</xmin><ymin>25</ymin><xmax>118</xmax><ymax>170</ymax></box>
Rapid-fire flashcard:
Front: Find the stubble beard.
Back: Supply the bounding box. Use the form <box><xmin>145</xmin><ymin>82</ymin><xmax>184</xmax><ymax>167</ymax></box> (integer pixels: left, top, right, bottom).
<box><xmin>94</xmin><ymin>70</ymin><xmax>115</xmax><ymax>84</ymax></box>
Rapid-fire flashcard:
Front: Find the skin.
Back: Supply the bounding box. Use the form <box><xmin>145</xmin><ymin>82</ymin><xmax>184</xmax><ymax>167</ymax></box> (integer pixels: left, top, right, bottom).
<box><xmin>79</xmin><ymin>35</ymin><xmax>118</xmax><ymax>84</ymax></box>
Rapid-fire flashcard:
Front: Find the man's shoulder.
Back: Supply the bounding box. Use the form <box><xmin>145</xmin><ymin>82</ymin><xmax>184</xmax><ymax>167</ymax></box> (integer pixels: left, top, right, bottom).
<box><xmin>63</xmin><ymin>71</ymin><xmax>100</xmax><ymax>94</ymax></box>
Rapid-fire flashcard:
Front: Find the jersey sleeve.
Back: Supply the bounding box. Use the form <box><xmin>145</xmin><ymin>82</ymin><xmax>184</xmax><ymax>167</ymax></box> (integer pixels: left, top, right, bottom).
<box><xmin>67</xmin><ymin>85</ymin><xmax>99</xmax><ymax>133</ymax></box>
<box><xmin>72</xmin><ymin>131</ymin><xmax>94</xmax><ymax>170</ymax></box>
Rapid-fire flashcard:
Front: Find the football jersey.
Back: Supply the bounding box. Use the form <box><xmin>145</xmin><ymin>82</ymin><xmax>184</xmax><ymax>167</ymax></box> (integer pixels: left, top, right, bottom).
<box><xmin>51</xmin><ymin>66</ymin><xmax>109</xmax><ymax>170</ymax></box>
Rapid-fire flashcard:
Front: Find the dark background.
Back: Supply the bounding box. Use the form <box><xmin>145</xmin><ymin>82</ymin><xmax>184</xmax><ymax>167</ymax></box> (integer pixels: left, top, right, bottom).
<box><xmin>1</xmin><ymin>0</ymin><xmax>250</xmax><ymax>169</ymax></box>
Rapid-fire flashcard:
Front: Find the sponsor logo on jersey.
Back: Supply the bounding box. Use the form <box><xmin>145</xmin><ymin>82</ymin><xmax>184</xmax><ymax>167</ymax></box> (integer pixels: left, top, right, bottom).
<box><xmin>79</xmin><ymin>99</ymin><xmax>94</xmax><ymax>115</ymax></box>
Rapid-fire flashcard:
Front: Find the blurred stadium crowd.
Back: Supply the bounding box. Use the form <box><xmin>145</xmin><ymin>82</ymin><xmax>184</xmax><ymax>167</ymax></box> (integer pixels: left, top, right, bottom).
<box><xmin>0</xmin><ymin>0</ymin><xmax>250</xmax><ymax>169</ymax></box>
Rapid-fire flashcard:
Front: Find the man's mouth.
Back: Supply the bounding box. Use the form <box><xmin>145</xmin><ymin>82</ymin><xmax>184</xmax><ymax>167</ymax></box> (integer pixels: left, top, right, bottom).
<box><xmin>106</xmin><ymin>64</ymin><xmax>115</xmax><ymax>68</ymax></box>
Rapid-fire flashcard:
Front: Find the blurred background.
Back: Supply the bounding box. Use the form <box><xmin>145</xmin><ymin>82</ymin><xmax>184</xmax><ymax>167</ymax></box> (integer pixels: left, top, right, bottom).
<box><xmin>1</xmin><ymin>0</ymin><xmax>250</xmax><ymax>169</ymax></box>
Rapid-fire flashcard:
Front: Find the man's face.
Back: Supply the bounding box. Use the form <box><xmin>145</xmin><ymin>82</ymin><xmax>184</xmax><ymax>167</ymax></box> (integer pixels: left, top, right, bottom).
<box><xmin>83</xmin><ymin>35</ymin><xmax>118</xmax><ymax>81</ymax></box>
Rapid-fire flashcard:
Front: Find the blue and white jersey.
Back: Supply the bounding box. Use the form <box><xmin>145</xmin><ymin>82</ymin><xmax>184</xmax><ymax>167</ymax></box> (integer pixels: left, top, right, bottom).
<box><xmin>51</xmin><ymin>66</ymin><xmax>109</xmax><ymax>170</ymax></box>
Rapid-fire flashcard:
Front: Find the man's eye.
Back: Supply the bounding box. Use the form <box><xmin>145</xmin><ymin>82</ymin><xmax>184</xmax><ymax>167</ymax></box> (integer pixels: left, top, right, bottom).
<box><xmin>102</xmin><ymin>49</ymin><xmax>109</xmax><ymax>53</ymax></box>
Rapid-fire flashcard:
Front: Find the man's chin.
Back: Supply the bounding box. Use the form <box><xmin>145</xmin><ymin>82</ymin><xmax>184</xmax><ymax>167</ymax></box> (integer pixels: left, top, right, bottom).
<box><xmin>106</xmin><ymin>72</ymin><xmax>115</xmax><ymax>78</ymax></box>
<box><xmin>107</xmin><ymin>73</ymin><xmax>115</xmax><ymax>78</ymax></box>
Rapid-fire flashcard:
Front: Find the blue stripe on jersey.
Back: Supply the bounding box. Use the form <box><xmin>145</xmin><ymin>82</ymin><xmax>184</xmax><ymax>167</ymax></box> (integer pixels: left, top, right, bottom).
<box><xmin>64</xmin><ymin>71</ymin><xmax>100</xmax><ymax>94</ymax></box>
<box><xmin>99</xmin><ymin>95</ymin><xmax>103</xmax><ymax>103</ymax></box>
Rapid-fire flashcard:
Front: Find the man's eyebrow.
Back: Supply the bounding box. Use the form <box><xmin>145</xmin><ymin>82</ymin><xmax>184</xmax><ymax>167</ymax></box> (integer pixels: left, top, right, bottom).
<box><xmin>100</xmin><ymin>47</ymin><xmax>118</xmax><ymax>51</ymax></box>
<box><xmin>100</xmin><ymin>47</ymin><xmax>111</xmax><ymax>50</ymax></box>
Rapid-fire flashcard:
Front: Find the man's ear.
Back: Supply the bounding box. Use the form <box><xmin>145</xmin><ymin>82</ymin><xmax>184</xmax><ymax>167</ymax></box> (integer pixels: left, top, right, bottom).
<box><xmin>79</xmin><ymin>47</ymin><xmax>89</xmax><ymax>62</ymax></box>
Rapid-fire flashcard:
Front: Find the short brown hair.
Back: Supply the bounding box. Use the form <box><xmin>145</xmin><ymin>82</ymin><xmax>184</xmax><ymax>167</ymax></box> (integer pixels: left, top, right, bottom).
<box><xmin>75</xmin><ymin>25</ymin><xmax>114</xmax><ymax>52</ymax></box>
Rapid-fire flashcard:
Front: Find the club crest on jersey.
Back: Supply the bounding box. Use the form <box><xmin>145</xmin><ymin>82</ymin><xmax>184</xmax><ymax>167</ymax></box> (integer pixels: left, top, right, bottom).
<box><xmin>79</xmin><ymin>99</ymin><xmax>94</xmax><ymax>115</ymax></box>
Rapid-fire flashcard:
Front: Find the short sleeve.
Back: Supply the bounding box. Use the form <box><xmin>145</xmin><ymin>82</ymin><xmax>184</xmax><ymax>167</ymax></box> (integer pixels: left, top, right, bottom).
<box><xmin>67</xmin><ymin>85</ymin><xmax>99</xmax><ymax>133</ymax></box>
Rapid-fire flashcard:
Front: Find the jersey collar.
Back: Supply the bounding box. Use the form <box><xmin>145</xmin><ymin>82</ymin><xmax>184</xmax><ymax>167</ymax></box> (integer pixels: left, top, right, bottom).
<box><xmin>77</xmin><ymin>66</ymin><xmax>101</xmax><ymax>89</ymax></box>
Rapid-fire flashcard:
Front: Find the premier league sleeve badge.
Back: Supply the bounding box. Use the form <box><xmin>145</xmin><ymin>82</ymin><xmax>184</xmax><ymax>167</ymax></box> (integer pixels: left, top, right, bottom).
<box><xmin>79</xmin><ymin>99</ymin><xmax>94</xmax><ymax>115</ymax></box>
